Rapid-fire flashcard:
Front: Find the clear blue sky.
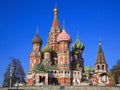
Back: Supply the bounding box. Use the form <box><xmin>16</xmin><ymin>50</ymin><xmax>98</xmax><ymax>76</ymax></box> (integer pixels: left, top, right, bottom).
<box><xmin>0</xmin><ymin>0</ymin><xmax>120</xmax><ymax>85</ymax></box>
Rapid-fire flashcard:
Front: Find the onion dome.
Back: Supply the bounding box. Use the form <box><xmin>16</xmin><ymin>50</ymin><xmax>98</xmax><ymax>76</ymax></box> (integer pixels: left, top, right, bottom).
<box><xmin>42</xmin><ymin>45</ymin><xmax>52</xmax><ymax>53</ymax></box>
<box><xmin>72</xmin><ymin>39</ymin><xmax>85</xmax><ymax>51</ymax></box>
<box><xmin>32</xmin><ymin>34</ymin><xmax>42</xmax><ymax>44</ymax></box>
<box><xmin>57</xmin><ymin>28</ymin><xmax>71</xmax><ymax>42</ymax></box>
<box><xmin>84</xmin><ymin>66</ymin><xmax>92</xmax><ymax>72</ymax></box>
<box><xmin>72</xmin><ymin>50</ymin><xmax>79</xmax><ymax>55</ymax></box>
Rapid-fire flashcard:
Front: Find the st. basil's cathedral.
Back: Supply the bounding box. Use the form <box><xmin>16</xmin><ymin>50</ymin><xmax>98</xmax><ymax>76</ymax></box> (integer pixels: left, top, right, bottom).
<box><xmin>27</xmin><ymin>7</ymin><xmax>111</xmax><ymax>86</ymax></box>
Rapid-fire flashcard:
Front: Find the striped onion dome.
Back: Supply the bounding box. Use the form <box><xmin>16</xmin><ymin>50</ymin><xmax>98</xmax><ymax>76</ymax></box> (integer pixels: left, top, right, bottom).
<box><xmin>72</xmin><ymin>39</ymin><xmax>85</xmax><ymax>51</ymax></box>
<box><xmin>57</xmin><ymin>28</ymin><xmax>71</xmax><ymax>42</ymax></box>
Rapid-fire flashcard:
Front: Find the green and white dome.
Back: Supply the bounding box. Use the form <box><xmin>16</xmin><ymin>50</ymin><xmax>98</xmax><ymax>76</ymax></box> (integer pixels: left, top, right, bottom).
<box><xmin>72</xmin><ymin>39</ymin><xmax>85</xmax><ymax>51</ymax></box>
<box><xmin>84</xmin><ymin>66</ymin><xmax>92</xmax><ymax>72</ymax></box>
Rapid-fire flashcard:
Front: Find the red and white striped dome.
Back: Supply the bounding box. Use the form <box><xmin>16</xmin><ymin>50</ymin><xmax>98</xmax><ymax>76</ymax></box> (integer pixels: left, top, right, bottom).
<box><xmin>57</xmin><ymin>28</ymin><xmax>71</xmax><ymax>42</ymax></box>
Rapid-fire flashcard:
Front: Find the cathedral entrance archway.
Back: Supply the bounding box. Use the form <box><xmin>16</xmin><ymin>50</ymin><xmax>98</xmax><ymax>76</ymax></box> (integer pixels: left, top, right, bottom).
<box><xmin>39</xmin><ymin>76</ymin><xmax>45</xmax><ymax>85</ymax></box>
<box><xmin>48</xmin><ymin>78</ymin><xmax>58</xmax><ymax>85</ymax></box>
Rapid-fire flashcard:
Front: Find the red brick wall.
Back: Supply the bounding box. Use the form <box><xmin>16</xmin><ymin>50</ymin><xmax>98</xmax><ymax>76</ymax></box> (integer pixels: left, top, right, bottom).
<box><xmin>27</xmin><ymin>78</ymin><xmax>33</xmax><ymax>86</ymax></box>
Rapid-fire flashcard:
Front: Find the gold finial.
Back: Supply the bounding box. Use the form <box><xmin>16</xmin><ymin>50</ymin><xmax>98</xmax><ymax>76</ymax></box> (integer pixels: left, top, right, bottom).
<box><xmin>53</xmin><ymin>8</ymin><xmax>58</xmax><ymax>13</ymax></box>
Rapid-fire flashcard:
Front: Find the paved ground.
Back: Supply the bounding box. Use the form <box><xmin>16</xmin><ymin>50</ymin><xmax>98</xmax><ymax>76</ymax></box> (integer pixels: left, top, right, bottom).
<box><xmin>0</xmin><ymin>86</ymin><xmax>120</xmax><ymax>90</ymax></box>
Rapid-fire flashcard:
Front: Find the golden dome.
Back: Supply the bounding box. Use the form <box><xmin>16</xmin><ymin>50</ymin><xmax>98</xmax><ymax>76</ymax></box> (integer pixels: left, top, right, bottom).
<box><xmin>53</xmin><ymin>8</ymin><xmax>58</xmax><ymax>12</ymax></box>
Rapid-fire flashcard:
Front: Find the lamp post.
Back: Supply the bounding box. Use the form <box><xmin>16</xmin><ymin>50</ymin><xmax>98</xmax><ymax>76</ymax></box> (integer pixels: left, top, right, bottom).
<box><xmin>15</xmin><ymin>72</ymin><xmax>19</xmax><ymax>90</ymax></box>
<box><xmin>9</xmin><ymin>57</ymin><xmax>14</xmax><ymax>88</ymax></box>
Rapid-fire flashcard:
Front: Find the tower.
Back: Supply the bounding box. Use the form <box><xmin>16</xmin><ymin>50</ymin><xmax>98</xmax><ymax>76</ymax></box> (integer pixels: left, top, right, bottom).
<box><xmin>27</xmin><ymin>28</ymin><xmax>43</xmax><ymax>86</ymax></box>
<box><xmin>57</xmin><ymin>27</ymin><xmax>71</xmax><ymax>70</ymax></box>
<box><xmin>48</xmin><ymin>7</ymin><xmax>61</xmax><ymax>51</ymax></box>
<box><xmin>94</xmin><ymin>41</ymin><xmax>109</xmax><ymax>85</ymax></box>
<box><xmin>29</xmin><ymin>29</ymin><xmax>42</xmax><ymax>72</ymax></box>
<box><xmin>42</xmin><ymin>45</ymin><xmax>52</xmax><ymax>66</ymax></box>
<box><xmin>94</xmin><ymin>41</ymin><xmax>108</xmax><ymax>73</ymax></box>
<box><xmin>71</xmin><ymin>38</ymin><xmax>85</xmax><ymax>71</ymax></box>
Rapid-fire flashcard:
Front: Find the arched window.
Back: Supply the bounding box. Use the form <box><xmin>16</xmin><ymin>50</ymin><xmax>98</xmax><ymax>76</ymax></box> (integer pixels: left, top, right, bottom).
<box><xmin>68</xmin><ymin>71</ymin><xmax>69</xmax><ymax>74</ymax></box>
<box><xmin>102</xmin><ymin>65</ymin><xmax>104</xmax><ymax>70</ymax></box>
<box><xmin>65</xmin><ymin>57</ymin><xmax>68</xmax><ymax>64</ymax></box>
<box><xmin>65</xmin><ymin>71</ymin><xmax>67</xmax><ymax>74</ymax></box>
<box><xmin>65</xmin><ymin>44</ymin><xmax>68</xmax><ymax>50</ymax></box>
<box><xmin>60</xmin><ymin>45</ymin><xmax>62</xmax><ymax>50</ymax></box>
<box><xmin>62</xmin><ymin>45</ymin><xmax>64</xmax><ymax>50</ymax></box>
<box><xmin>60</xmin><ymin>57</ymin><xmax>63</xmax><ymax>64</ymax></box>
<box><xmin>97</xmin><ymin>65</ymin><xmax>100</xmax><ymax>70</ymax></box>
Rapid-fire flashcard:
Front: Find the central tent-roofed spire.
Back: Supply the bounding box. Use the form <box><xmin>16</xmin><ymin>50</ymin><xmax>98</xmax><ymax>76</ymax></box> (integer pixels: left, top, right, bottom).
<box><xmin>48</xmin><ymin>5</ymin><xmax>61</xmax><ymax>51</ymax></box>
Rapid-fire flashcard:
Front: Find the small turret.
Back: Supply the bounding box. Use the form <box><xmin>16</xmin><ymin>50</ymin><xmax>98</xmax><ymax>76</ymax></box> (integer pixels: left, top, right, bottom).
<box><xmin>93</xmin><ymin>41</ymin><xmax>109</xmax><ymax>85</ymax></box>
<box><xmin>71</xmin><ymin>36</ymin><xmax>85</xmax><ymax>71</ymax></box>
<box><xmin>57</xmin><ymin>27</ymin><xmax>71</xmax><ymax>70</ymax></box>
<box><xmin>94</xmin><ymin>41</ymin><xmax>108</xmax><ymax>73</ymax></box>
<box><xmin>29</xmin><ymin>27</ymin><xmax>42</xmax><ymax>72</ymax></box>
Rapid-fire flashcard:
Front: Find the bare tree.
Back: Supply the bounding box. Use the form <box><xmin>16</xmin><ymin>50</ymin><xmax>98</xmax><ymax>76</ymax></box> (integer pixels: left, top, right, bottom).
<box><xmin>3</xmin><ymin>58</ymin><xmax>25</xmax><ymax>87</ymax></box>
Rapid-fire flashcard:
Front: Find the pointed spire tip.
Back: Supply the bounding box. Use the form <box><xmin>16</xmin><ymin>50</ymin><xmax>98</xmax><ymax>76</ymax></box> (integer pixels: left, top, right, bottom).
<box><xmin>55</xmin><ymin>2</ymin><xmax>58</xmax><ymax>8</ymax></box>
<box><xmin>53</xmin><ymin>3</ymin><xmax>58</xmax><ymax>13</ymax></box>
<box><xmin>36</xmin><ymin>26</ymin><xmax>39</xmax><ymax>35</ymax></box>
<box><xmin>77</xmin><ymin>29</ymin><xmax>80</xmax><ymax>39</ymax></box>
<box><xmin>63</xmin><ymin>21</ymin><xmax>65</xmax><ymax>29</ymax></box>
<box><xmin>99</xmin><ymin>40</ymin><xmax>102</xmax><ymax>46</ymax></box>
